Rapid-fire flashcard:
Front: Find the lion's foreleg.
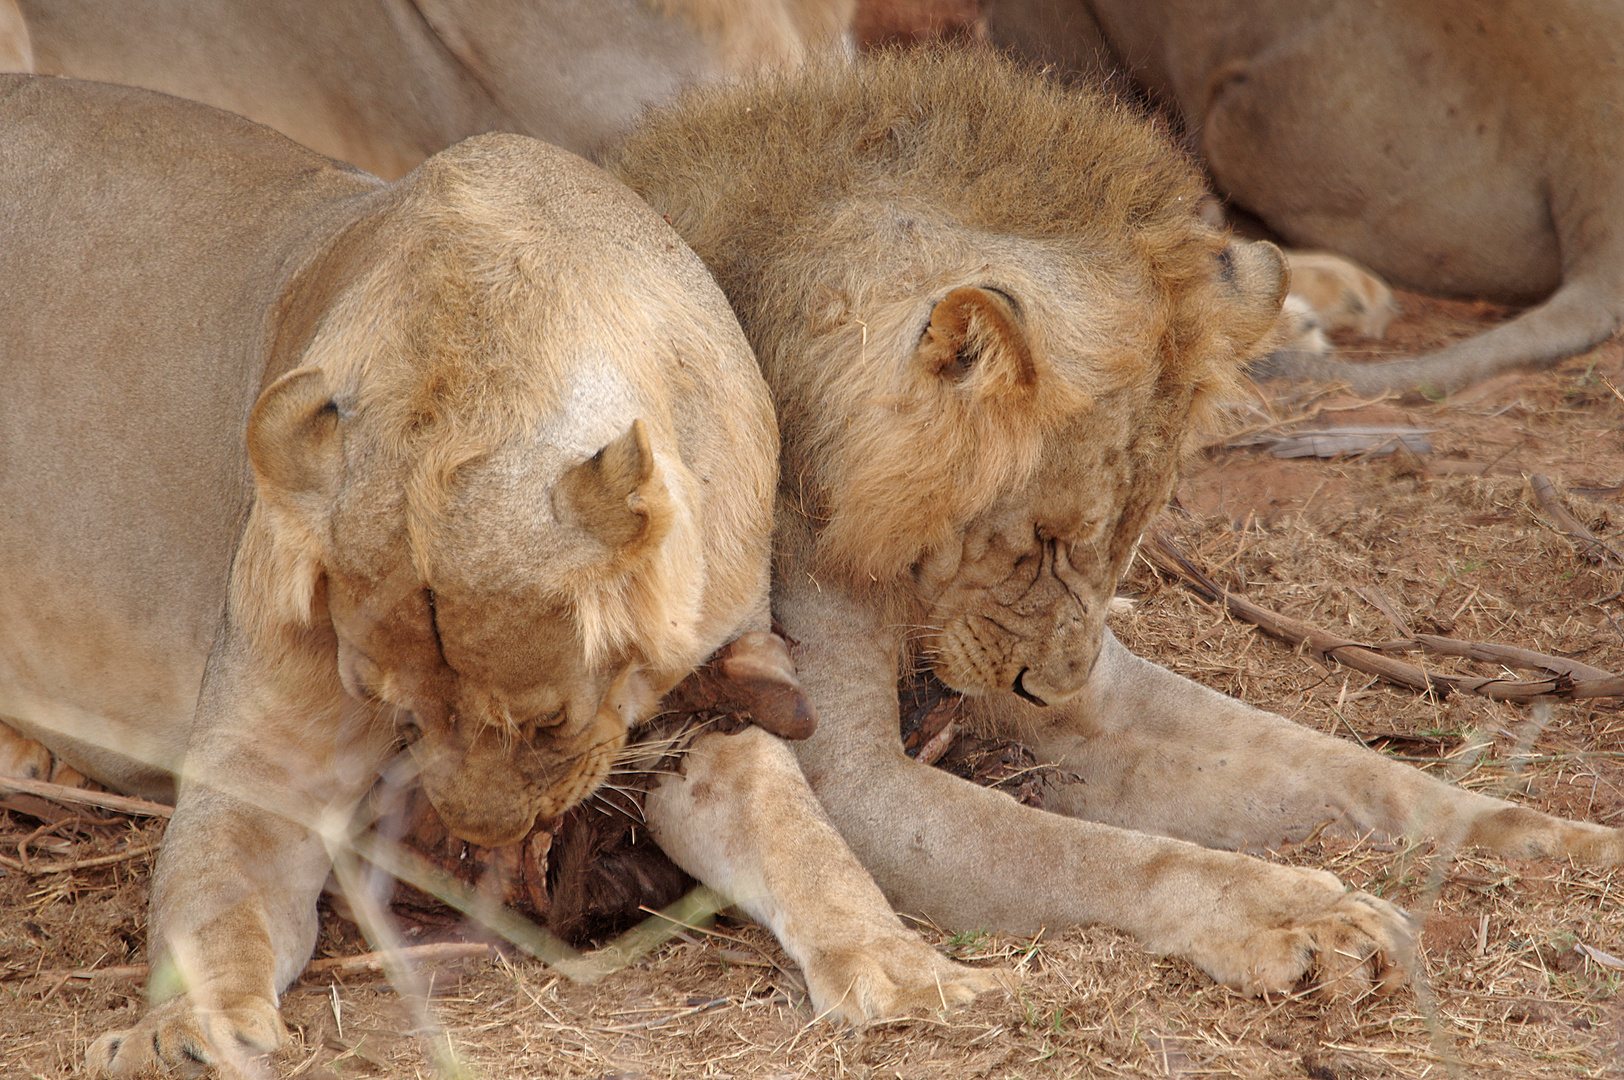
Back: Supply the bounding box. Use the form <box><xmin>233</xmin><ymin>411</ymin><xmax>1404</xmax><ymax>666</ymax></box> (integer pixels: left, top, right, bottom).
<box><xmin>87</xmin><ymin>630</ymin><xmax>391</xmax><ymax>1077</ymax></box>
<box><xmin>776</xmin><ymin>586</ymin><xmax>1413</xmax><ymax>999</ymax></box>
<box><xmin>1015</xmin><ymin>631</ymin><xmax>1623</xmax><ymax>864</ymax></box>
<box><xmin>642</xmin><ymin>725</ymin><xmax>1005</xmax><ymax>1022</ymax></box>
<box><xmin>797</xmin><ymin>701</ymin><xmax>1415</xmax><ymax>997</ymax></box>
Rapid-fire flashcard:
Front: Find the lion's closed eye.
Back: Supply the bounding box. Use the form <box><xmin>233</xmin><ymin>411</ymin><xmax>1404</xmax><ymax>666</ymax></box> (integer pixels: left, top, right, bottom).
<box><xmin>518</xmin><ymin>707</ymin><xmax>568</xmax><ymax>737</ymax></box>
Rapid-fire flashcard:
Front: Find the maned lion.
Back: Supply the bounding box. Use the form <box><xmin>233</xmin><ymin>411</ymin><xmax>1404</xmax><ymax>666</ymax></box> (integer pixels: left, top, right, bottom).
<box><xmin>607</xmin><ymin>49</ymin><xmax>1624</xmax><ymax>999</ymax></box>
<box><xmin>982</xmin><ymin>0</ymin><xmax>1624</xmax><ymax>393</ymax></box>
<box><xmin>0</xmin><ymin>0</ymin><xmax>853</xmax><ymax>178</ymax></box>
<box><xmin>0</xmin><ymin>75</ymin><xmax>996</xmax><ymax>1076</ymax></box>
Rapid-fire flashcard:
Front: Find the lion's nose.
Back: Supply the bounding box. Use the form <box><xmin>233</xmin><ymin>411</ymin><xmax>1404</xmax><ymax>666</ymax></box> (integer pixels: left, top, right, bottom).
<box><xmin>1012</xmin><ymin>668</ymin><xmax>1048</xmax><ymax>707</ymax></box>
<box><xmin>1014</xmin><ymin>644</ymin><xmax>1101</xmax><ymax>706</ymax></box>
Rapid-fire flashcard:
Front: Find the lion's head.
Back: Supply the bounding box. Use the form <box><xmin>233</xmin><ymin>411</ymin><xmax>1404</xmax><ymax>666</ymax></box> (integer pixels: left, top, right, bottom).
<box><xmin>237</xmin><ymin>135</ymin><xmax>776</xmax><ymax>845</ymax></box>
<box><xmin>610</xmin><ymin>49</ymin><xmax>1285</xmax><ymax>705</ymax></box>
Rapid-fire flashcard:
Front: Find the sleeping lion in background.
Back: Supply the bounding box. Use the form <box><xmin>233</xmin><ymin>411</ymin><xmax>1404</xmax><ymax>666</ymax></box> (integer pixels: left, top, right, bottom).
<box><xmin>984</xmin><ymin>0</ymin><xmax>1624</xmax><ymax>393</ymax></box>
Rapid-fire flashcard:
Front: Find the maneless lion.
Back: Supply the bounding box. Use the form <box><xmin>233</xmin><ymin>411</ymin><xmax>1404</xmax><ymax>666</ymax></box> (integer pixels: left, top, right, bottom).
<box><xmin>607</xmin><ymin>49</ymin><xmax>1624</xmax><ymax>999</ymax></box>
<box><xmin>0</xmin><ymin>0</ymin><xmax>853</xmax><ymax>178</ymax></box>
<box><xmin>0</xmin><ymin>75</ymin><xmax>995</xmax><ymax>1076</ymax></box>
<box><xmin>981</xmin><ymin>0</ymin><xmax>1624</xmax><ymax>393</ymax></box>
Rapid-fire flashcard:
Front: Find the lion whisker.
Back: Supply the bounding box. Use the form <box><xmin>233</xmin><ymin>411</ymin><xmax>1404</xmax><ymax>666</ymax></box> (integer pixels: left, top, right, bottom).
<box><xmin>589</xmin><ymin>785</ymin><xmax>646</xmax><ymax>823</ymax></box>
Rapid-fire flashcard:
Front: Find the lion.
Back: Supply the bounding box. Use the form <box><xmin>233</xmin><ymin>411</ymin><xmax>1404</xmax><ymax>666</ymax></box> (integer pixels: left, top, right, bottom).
<box><xmin>0</xmin><ymin>74</ymin><xmax>997</xmax><ymax>1076</ymax></box>
<box><xmin>0</xmin><ymin>0</ymin><xmax>854</xmax><ymax>179</ymax></box>
<box><xmin>982</xmin><ymin>0</ymin><xmax>1624</xmax><ymax>393</ymax></box>
<box><xmin>606</xmin><ymin>48</ymin><xmax>1624</xmax><ymax>1000</ymax></box>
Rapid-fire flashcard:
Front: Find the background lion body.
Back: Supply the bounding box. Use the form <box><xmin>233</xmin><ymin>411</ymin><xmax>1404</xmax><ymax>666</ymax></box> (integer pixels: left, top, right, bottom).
<box><xmin>986</xmin><ymin>0</ymin><xmax>1624</xmax><ymax>391</ymax></box>
<box><xmin>0</xmin><ymin>0</ymin><xmax>854</xmax><ymax>178</ymax></box>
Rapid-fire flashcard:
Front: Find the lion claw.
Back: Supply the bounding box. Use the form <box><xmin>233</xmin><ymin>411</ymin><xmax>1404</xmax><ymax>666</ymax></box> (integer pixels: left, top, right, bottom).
<box><xmin>800</xmin><ymin>935</ymin><xmax>1009</xmax><ymax>1024</ymax></box>
<box><xmin>87</xmin><ymin>994</ymin><xmax>285</xmax><ymax>1078</ymax></box>
<box><xmin>1238</xmin><ymin>890</ymin><xmax>1415</xmax><ymax>1000</ymax></box>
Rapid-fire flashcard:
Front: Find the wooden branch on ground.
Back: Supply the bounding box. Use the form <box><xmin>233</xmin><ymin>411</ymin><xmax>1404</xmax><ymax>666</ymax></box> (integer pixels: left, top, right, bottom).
<box><xmin>305</xmin><ymin>941</ymin><xmax>496</xmax><ymax>975</ymax></box>
<box><xmin>1530</xmin><ymin>473</ymin><xmax>1624</xmax><ymax>566</ymax></box>
<box><xmin>1382</xmin><ymin>634</ymin><xmax>1618</xmax><ymax>683</ymax></box>
<box><xmin>0</xmin><ymin>844</ymin><xmax>159</xmax><ymax>876</ymax></box>
<box><xmin>8</xmin><ymin>943</ymin><xmax>500</xmax><ymax>987</ymax></box>
<box><xmin>1140</xmin><ymin>531</ymin><xmax>1624</xmax><ymax>703</ymax></box>
<box><xmin>0</xmin><ymin>776</ymin><xmax>172</xmax><ymax>819</ymax></box>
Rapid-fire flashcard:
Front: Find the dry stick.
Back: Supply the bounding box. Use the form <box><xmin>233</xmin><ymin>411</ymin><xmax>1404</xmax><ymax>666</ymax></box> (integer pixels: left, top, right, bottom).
<box><xmin>13</xmin><ymin>943</ymin><xmax>498</xmax><ymax>986</ymax></box>
<box><xmin>1405</xmin><ymin>634</ymin><xmax>1618</xmax><ymax>683</ymax></box>
<box><xmin>0</xmin><ymin>844</ymin><xmax>159</xmax><ymax>875</ymax></box>
<box><xmin>1530</xmin><ymin>473</ymin><xmax>1624</xmax><ymax>566</ymax></box>
<box><xmin>0</xmin><ymin>776</ymin><xmax>173</xmax><ymax>818</ymax></box>
<box><xmin>1143</xmin><ymin>532</ymin><xmax>1449</xmax><ymax>695</ymax></box>
<box><xmin>307</xmin><ymin>941</ymin><xmax>496</xmax><ymax>975</ymax></box>
<box><xmin>1141</xmin><ymin>532</ymin><xmax>1624</xmax><ymax>703</ymax></box>
<box><xmin>7</xmin><ymin>964</ymin><xmax>149</xmax><ymax>984</ymax></box>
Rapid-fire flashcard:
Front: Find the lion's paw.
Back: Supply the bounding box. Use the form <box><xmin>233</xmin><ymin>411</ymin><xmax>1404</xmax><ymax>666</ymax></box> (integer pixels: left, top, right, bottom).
<box><xmin>1226</xmin><ymin>890</ymin><xmax>1415</xmax><ymax>1001</ymax></box>
<box><xmin>1570</xmin><ymin>826</ymin><xmax>1624</xmax><ymax>866</ymax></box>
<box><xmin>1471</xmin><ymin>805</ymin><xmax>1624</xmax><ymax>866</ymax></box>
<box><xmin>87</xmin><ymin>993</ymin><xmax>286</xmax><ymax>1077</ymax></box>
<box><xmin>0</xmin><ymin>721</ymin><xmax>53</xmax><ymax>780</ymax></box>
<box><xmin>800</xmin><ymin>933</ymin><xmax>1009</xmax><ymax>1024</ymax></box>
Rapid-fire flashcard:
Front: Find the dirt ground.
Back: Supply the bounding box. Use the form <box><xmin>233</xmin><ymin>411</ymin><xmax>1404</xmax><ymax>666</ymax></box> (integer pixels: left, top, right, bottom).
<box><xmin>5</xmin><ymin>286</ymin><xmax>1623</xmax><ymax>1080</ymax></box>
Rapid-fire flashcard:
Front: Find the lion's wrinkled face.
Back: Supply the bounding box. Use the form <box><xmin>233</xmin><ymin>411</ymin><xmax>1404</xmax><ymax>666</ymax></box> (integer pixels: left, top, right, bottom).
<box><xmin>911</xmin><ymin>404</ymin><xmax>1185</xmax><ymax>705</ymax></box>
<box><xmin>249</xmin><ymin>362</ymin><xmax>703</xmax><ymax>849</ymax></box>
<box><xmin>325</xmin><ymin>561</ymin><xmax>642</xmax><ymax>848</ymax></box>
<box><xmin>318</xmin><ymin>419</ymin><xmax>699</xmax><ymax>848</ymax></box>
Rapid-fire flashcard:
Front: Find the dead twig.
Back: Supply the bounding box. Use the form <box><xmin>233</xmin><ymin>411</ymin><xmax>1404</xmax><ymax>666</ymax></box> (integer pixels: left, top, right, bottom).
<box><xmin>2</xmin><ymin>963</ymin><xmax>149</xmax><ymax>984</ymax></box>
<box><xmin>1530</xmin><ymin>473</ymin><xmax>1624</xmax><ymax>565</ymax></box>
<box><xmin>306</xmin><ymin>942</ymin><xmax>497</xmax><ymax>975</ymax></box>
<box><xmin>1399</xmin><ymin>634</ymin><xmax>1617</xmax><ymax>682</ymax></box>
<box><xmin>9</xmin><ymin>943</ymin><xmax>501</xmax><ymax>988</ymax></box>
<box><xmin>0</xmin><ymin>776</ymin><xmax>173</xmax><ymax>819</ymax></box>
<box><xmin>0</xmin><ymin>843</ymin><xmax>158</xmax><ymax>875</ymax></box>
<box><xmin>1142</xmin><ymin>531</ymin><xmax>1624</xmax><ymax>703</ymax></box>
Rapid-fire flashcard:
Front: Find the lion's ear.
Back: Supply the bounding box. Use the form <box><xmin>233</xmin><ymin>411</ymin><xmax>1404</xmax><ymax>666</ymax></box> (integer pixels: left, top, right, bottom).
<box><xmin>555</xmin><ymin>418</ymin><xmax>673</xmax><ymax>558</ymax></box>
<box><xmin>1217</xmin><ymin>238</ymin><xmax>1290</xmax><ymax>344</ymax></box>
<box><xmin>916</xmin><ymin>286</ymin><xmax>1036</xmax><ymax>396</ymax></box>
<box><xmin>248</xmin><ymin>366</ymin><xmax>341</xmax><ymax>498</ymax></box>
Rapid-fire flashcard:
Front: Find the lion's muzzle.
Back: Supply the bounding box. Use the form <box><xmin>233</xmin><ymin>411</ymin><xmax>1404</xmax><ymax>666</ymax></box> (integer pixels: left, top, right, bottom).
<box><xmin>414</xmin><ymin>727</ymin><xmax>549</xmax><ymax>848</ymax></box>
<box><xmin>1012</xmin><ymin>642</ymin><xmax>1100</xmax><ymax>707</ymax></box>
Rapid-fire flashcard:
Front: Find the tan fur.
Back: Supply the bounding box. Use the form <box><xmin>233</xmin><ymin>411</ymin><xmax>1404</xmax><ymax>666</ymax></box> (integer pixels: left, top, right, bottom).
<box><xmin>0</xmin><ymin>0</ymin><xmax>29</xmax><ymax>68</ymax></box>
<box><xmin>614</xmin><ymin>50</ymin><xmax>1260</xmax><ymax>587</ymax></box>
<box><xmin>6</xmin><ymin>0</ymin><xmax>852</xmax><ymax>178</ymax></box>
<box><xmin>1284</xmin><ymin>250</ymin><xmax>1399</xmax><ymax>339</ymax></box>
<box><xmin>0</xmin><ymin>720</ymin><xmax>51</xmax><ymax>780</ymax></box>
<box><xmin>0</xmin><ymin>76</ymin><xmax>995</xmax><ymax>1076</ymax></box>
<box><xmin>985</xmin><ymin>0</ymin><xmax>1624</xmax><ymax>392</ymax></box>
<box><xmin>647</xmin><ymin>0</ymin><xmax>854</xmax><ymax>67</ymax></box>
<box><xmin>611</xmin><ymin>48</ymin><xmax>1622</xmax><ymax>1002</ymax></box>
